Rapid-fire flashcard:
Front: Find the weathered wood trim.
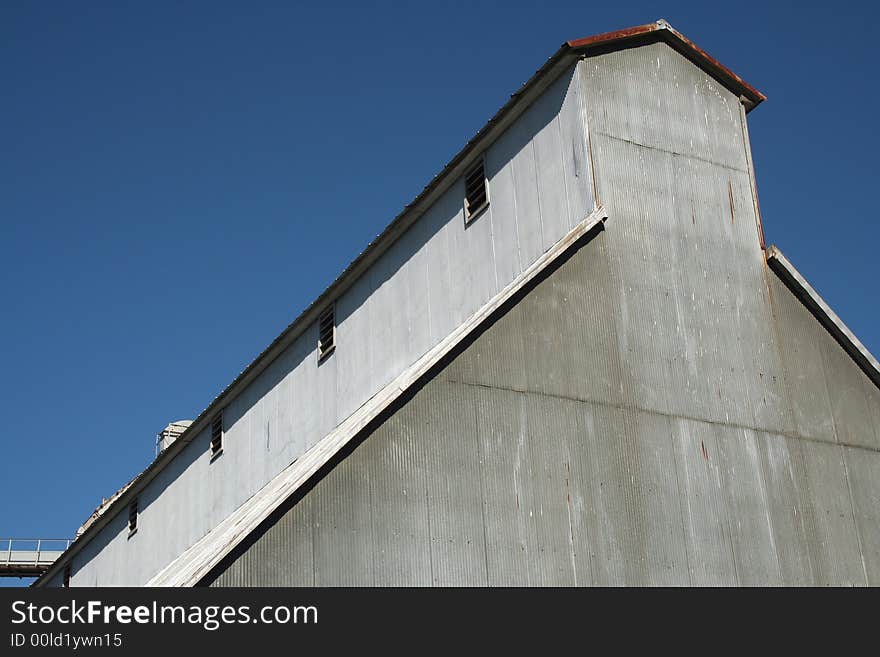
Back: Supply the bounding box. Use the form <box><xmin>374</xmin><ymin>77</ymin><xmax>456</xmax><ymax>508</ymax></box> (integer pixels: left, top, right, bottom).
<box><xmin>148</xmin><ymin>206</ymin><xmax>608</xmax><ymax>586</ymax></box>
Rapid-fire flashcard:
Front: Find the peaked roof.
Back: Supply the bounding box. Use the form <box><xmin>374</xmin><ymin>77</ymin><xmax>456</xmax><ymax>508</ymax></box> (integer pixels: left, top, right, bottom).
<box><xmin>36</xmin><ymin>21</ymin><xmax>767</xmax><ymax>587</ymax></box>
<box><xmin>566</xmin><ymin>19</ymin><xmax>766</xmax><ymax>111</ymax></box>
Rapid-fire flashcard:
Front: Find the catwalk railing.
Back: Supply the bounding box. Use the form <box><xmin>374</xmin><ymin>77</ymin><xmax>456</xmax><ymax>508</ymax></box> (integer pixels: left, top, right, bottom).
<box><xmin>0</xmin><ymin>538</ymin><xmax>71</xmax><ymax>577</ymax></box>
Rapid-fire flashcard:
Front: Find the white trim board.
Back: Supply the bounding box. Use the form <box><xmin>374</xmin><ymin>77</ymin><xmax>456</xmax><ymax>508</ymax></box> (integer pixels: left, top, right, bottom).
<box><xmin>766</xmin><ymin>244</ymin><xmax>880</xmax><ymax>389</ymax></box>
<box><xmin>147</xmin><ymin>206</ymin><xmax>609</xmax><ymax>586</ymax></box>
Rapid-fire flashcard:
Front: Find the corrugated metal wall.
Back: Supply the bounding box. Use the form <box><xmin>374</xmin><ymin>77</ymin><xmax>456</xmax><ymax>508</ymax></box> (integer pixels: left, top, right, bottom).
<box><xmin>207</xmin><ymin>42</ymin><xmax>880</xmax><ymax>586</ymax></box>
<box><xmin>207</xmin><ymin>228</ymin><xmax>880</xmax><ymax>586</ymax></box>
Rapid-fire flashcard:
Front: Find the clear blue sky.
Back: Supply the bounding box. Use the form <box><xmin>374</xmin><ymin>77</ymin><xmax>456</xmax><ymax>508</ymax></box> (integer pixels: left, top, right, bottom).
<box><xmin>1</xmin><ymin>1</ymin><xmax>877</xmax><ymax>585</ymax></box>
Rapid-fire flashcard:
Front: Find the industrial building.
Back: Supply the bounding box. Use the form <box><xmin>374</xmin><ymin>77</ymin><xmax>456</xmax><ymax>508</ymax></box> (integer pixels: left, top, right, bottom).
<box><xmin>27</xmin><ymin>20</ymin><xmax>880</xmax><ymax>587</ymax></box>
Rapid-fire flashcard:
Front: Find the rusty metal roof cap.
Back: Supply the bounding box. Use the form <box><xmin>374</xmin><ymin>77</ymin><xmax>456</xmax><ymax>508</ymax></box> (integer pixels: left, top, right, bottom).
<box><xmin>566</xmin><ymin>19</ymin><xmax>766</xmax><ymax>111</ymax></box>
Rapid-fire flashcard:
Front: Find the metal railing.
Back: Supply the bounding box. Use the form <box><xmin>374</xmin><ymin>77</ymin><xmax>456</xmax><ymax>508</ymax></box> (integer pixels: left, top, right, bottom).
<box><xmin>1</xmin><ymin>538</ymin><xmax>72</xmax><ymax>576</ymax></box>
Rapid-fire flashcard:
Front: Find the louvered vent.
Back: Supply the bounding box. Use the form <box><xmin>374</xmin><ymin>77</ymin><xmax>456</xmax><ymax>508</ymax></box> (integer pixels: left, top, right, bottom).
<box><xmin>464</xmin><ymin>158</ymin><xmax>489</xmax><ymax>222</ymax></box>
<box><xmin>318</xmin><ymin>306</ymin><xmax>335</xmax><ymax>361</ymax></box>
<box><xmin>128</xmin><ymin>497</ymin><xmax>138</xmax><ymax>534</ymax></box>
<box><xmin>210</xmin><ymin>412</ymin><xmax>223</xmax><ymax>456</ymax></box>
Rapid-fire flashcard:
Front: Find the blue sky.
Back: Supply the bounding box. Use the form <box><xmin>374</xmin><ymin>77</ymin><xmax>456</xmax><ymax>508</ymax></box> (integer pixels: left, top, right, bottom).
<box><xmin>1</xmin><ymin>1</ymin><xmax>877</xmax><ymax>585</ymax></box>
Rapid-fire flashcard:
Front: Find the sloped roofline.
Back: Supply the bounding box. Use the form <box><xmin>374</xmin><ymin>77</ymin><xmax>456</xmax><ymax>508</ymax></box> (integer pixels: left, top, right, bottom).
<box><xmin>35</xmin><ymin>20</ymin><xmax>763</xmax><ymax>586</ymax></box>
<box><xmin>148</xmin><ymin>208</ymin><xmax>609</xmax><ymax>586</ymax></box>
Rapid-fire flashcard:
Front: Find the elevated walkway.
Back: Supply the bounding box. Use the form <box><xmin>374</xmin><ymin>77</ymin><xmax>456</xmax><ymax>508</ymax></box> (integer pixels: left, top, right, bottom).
<box><xmin>1</xmin><ymin>539</ymin><xmax>71</xmax><ymax>577</ymax></box>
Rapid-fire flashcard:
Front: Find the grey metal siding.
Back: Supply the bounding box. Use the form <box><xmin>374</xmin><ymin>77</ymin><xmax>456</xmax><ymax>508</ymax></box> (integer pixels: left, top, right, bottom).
<box><xmin>767</xmin><ymin>270</ymin><xmax>880</xmax><ymax>452</ymax></box>
<box><xmin>583</xmin><ymin>42</ymin><xmax>792</xmax><ymax>435</ymax></box>
<box><xmin>206</xmin><ymin>42</ymin><xmax>879</xmax><ymax>587</ymax></box>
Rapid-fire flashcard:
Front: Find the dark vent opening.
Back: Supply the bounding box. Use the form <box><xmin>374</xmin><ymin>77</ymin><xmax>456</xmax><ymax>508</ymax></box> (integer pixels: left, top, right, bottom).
<box><xmin>128</xmin><ymin>497</ymin><xmax>138</xmax><ymax>533</ymax></box>
<box><xmin>318</xmin><ymin>306</ymin><xmax>335</xmax><ymax>361</ymax></box>
<box><xmin>210</xmin><ymin>413</ymin><xmax>223</xmax><ymax>456</ymax></box>
<box><xmin>464</xmin><ymin>159</ymin><xmax>489</xmax><ymax>221</ymax></box>
<box><xmin>62</xmin><ymin>564</ymin><xmax>71</xmax><ymax>587</ymax></box>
